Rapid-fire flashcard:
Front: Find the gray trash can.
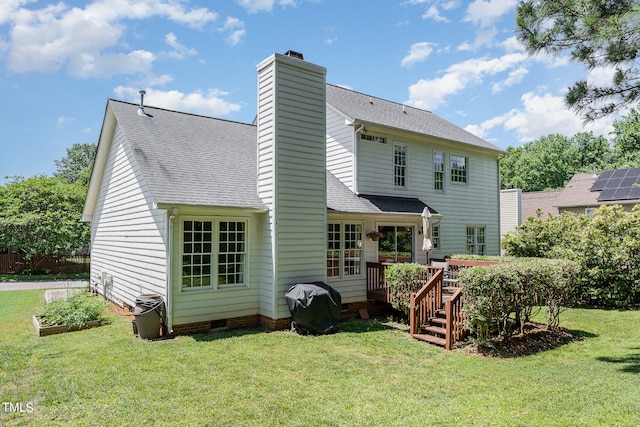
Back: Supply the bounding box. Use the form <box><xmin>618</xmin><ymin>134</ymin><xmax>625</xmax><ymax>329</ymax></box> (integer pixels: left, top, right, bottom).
<box><xmin>134</xmin><ymin>294</ymin><xmax>164</xmax><ymax>339</ymax></box>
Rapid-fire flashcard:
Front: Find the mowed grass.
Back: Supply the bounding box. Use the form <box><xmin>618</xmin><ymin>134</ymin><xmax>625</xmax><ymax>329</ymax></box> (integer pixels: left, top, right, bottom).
<box><xmin>1</xmin><ymin>291</ymin><xmax>639</xmax><ymax>426</ymax></box>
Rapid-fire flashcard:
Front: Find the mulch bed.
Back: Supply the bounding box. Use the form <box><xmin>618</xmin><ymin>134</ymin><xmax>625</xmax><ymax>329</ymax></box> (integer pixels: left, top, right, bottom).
<box><xmin>455</xmin><ymin>322</ymin><xmax>582</xmax><ymax>358</ymax></box>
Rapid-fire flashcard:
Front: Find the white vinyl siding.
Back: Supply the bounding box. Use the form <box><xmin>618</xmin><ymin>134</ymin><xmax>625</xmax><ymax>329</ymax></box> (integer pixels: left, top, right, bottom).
<box><xmin>89</xmin><ymin>124</ymin><xmax>168</xmax><ymax>308</ymax></box>
<box><xmin>326</xmin><ymin>107</ymin><xmax>355</xmax><ymax>191</ymax></box>
<box><xmin>348</xmin><ymin>129</ymin><xmax>501</xmax><ymax>255</ymax></box>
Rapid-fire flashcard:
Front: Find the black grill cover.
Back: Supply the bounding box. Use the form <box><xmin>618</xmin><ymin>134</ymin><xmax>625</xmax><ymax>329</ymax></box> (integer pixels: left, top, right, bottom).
<box><xmin>285</xmin><ymin>282</ymin><xmax>342</xmax><ymax>335</ymax></box>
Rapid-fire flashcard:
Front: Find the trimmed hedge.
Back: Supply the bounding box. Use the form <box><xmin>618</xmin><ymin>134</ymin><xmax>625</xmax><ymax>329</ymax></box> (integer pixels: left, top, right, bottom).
<box><xmin>460</xmin><ymin>258</ymin><xmax>579</xmax><ymax>339</ymax></box>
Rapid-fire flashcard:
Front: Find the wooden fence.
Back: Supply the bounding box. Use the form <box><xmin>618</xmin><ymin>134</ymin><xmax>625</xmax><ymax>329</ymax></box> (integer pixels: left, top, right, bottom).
<box><xmin>0</xmin><ymin>253</ymin><xmax>90</xmax><ymax>274</ymax></box>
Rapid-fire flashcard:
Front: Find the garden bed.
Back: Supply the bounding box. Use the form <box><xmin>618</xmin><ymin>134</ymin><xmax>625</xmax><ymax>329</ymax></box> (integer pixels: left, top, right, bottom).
<box><xmin>32</xmin><ymin>315</ymin><xmax>102</xmax><ymax>337</ymax></box>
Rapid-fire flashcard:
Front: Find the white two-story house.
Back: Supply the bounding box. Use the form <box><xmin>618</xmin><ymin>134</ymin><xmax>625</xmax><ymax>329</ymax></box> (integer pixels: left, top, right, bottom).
<box><xmin>83</xmin><ymin>51</ymin><xmax>504</xmax><ymax>334</ymax></box>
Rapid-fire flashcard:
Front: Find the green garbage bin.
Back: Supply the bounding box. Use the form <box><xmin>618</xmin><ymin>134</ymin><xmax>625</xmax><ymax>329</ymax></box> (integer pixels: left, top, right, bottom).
<box><xmin>134</xmin><ymin>294</ymin><xmax>164</xmax><ymax>339</ymax></box>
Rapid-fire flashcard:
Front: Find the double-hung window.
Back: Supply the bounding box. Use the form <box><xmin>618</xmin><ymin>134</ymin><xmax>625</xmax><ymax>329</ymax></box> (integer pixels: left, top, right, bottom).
<box><xmin>451</xmin><ymin>155</ymin><xmax>468</xmax><ymax>183</ymax></box>
<box><xmin>393</xmin><ymin>143</ymin><xmax>407</xmax><ymax>188</ymax></box>
<box><xmin>466</xmin><ymin>226</ymin><xmax>486</xmax><ymax>255</ymax></box>
<box><xmin>182</xmin><ymin>218</ymin><xmax>247</xmax><ymax>291</ymax></box>
<box><xmin>434</xmin><ymin>151</ymin><xmax>444</xmax><ymax>191</ymax></box>
<box><xmin>327</xmin><ymin>223</ymin><xmax>363</xmax><ymax>278</ymax></box>
<box><xmin>431</xmin><ymin>224</ymin><xmax>440</xmax><ymax>250</ymax></box>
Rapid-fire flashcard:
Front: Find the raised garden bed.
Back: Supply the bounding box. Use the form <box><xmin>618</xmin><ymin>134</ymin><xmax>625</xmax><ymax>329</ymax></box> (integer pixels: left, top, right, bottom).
<box><xmin>33</xmin><ymin>315</ymin><xmax>102</xmax><ymax>337</ymax></box>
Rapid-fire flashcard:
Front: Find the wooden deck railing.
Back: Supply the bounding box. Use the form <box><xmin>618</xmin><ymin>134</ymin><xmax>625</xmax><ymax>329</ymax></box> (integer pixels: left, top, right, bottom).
<box><xmin>445</xmin><ymin>288</ymin><xmax>465</xmax><ymax>350</ymax></box>
<box><xmin>409</xmin><ymin>268</ymin><xmax>444</xmax><ymax>335</ymax></box>
<box><xmin>366</xmin><ymin>262</ymin><xmax>440</xmax><ymax>303</ymax></box>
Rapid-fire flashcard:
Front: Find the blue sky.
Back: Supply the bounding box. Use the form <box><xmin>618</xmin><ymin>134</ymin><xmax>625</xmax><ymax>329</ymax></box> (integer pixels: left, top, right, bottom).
<box><xmin>0</xmin><ymin>0</ymin><xmax>625</xmax><ymax>185</ymax></box>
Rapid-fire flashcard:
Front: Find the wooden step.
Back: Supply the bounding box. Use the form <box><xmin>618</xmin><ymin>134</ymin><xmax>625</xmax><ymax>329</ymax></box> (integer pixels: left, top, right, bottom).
<box><xmin>422</xmin><ymin>325</ymin><xmax>446</xmax><ymax>336</ymax></box>
<box><xmin>412</xmin><ymin>333</ymin><xmax>446</xmax><ymax>347</ymax></box>
<box><xmin>428</xmin><ymin>317</ymin><xmax>446</xmax><ymax>327</ymax></box>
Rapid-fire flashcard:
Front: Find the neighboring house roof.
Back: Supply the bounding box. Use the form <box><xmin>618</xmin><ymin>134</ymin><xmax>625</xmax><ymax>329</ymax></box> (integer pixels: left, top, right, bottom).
<box><xmin>554</xmin><ymin>173</ymin><xmax>600</xmax><ymax>208</ymax></box>
<box><xmin>325</xmin><ymin>84</ymin><xmax>504</xmax><ymax>153</ymax></box>
<box><xmin>108</xmin><ymin>100</ymin><xmax>266</xmax><ymax>210</ymax></box>
<box><xmin>521</xmin><ymin>190</ymin><xmax>561</xmax><ymax>221</ymax></box>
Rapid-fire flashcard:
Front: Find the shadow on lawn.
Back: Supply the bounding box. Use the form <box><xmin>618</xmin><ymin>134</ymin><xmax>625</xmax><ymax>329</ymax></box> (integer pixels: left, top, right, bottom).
<box><xmin>189</xmin><ymin>318</ymin><xmax>395</xmax><ymax>342</ymax></box>
<box><xmin>596</xmin><ymin>349</ymin><xmax>640</xmax><ymax>374</ymax></box>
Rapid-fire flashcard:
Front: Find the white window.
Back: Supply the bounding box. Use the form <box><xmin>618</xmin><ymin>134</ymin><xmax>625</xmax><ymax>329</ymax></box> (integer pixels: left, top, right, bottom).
<box><xmin>585</xmin><ymin>208</ymin><xmax>596</xmax><ymax>218</ymax></box>
<box><xmin>181</xmin><ymin>218</ymin><xmax>247</xmax><ymax>291</ymax></box>
<box><xmin>432</xmin><ymin>225</ymin><xmax>440</xmax><ymax>250</ymax></box>
<box><xmin>393</xmin><ymin>143</ymin><xmax>407</xmax><ymax>188</ymax></box>
<box><xmin>451</xmin><ymin>155</ymin><xmax>468</xmax><ymax>183</ymax></box>
<box><xmin>327</xmin><ymin>223</ymin><xmax>363</xmax><ymax>278</ymax></box>
<box><xmin>434</xmin><ymin>151</ymin><xmax>444</xmax><ymax>191</ymax></box>
<box><xmin>466</xmin><ymin>226</ymin><xmax>486</xmax><ymax>255</ymax></box>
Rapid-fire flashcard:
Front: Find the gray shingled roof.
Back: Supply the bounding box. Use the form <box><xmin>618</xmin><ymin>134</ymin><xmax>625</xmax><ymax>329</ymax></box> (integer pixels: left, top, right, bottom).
<box><xmin>109</xmin><ymin>100</ymin><xmax>266</xmax><ymax>210</ymax></box>
<box><xmin>327</xmin><ymin>172</ymin><xmax>437</xmax><ymax>215</ymax></box>
<box><xmin>326</xmin><ymin>84</ymin><xmax>503</xmax><ymax>152</ymax></box>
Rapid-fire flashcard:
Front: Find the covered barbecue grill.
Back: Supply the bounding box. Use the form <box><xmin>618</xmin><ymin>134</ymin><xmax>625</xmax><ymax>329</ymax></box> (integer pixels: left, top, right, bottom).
<box><xmin>285</xmin><ymin>282</ymin><xmax>341</xmax><ymax>335</ymax></box>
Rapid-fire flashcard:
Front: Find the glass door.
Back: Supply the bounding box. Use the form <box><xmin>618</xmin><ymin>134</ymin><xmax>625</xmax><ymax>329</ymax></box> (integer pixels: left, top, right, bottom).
<box><xmin>378</xmin><ymin>225</ymin><xmax>413</xmax><ymax>263</ymax></box>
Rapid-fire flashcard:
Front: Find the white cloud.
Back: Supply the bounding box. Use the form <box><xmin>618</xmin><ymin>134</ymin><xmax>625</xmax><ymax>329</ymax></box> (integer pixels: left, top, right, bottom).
<box><xmin>464</xmin><ymin>0</ymin><xmax>517</xmax><ymax>28</ymax></box>
<box><xmin>56</xmin><ymin>116</ymin><xmax>74</xmax><ymax>128</ymax></box>
<box><xmin>423</xmin><ymin>5</ymin><xmax>449</xmax><ymax>22</ymax></box>
<box><xmin>221</xmin><ymin>16</ymin><xmax>245</xmax><ymax>46</ymax></box>
<box><xmin>3</xmin><ymin>1</ymin><xmax>217</xmax><ymax>77</ymax></box>
<box><xmin>113</xmin><ymin>86</ymin><xmax>242</xmax><ymax>117</ymax></box>
<box><xmin>68</xmin><ymin>50</ymin><xmax>155</xmax><ymax>78</ymax></box>
<box><xmin>235</xmin><ymin>0</ymin><xmax>297</xmax><ymax>13</ymax></box>
<box><xmin>401</xmin><ymin>42</ymin><xmax>435</xmax><ymax>67</ymax></box>
<box><xmin>492</xmin><ymin>67</ymin><xmax>528</xmax><ymax>93</ymax></box>
<box><xmin>470</xmin><ymin>91</ymin><xmax>618</xmax><ymax>144</ymax></box>
<box><xmin>165</xmin><ymin>32</ymin><xmax>198</xmax><ymax>60</ymax></box>
<box><xmin>407</xmin><ymin>52</ymin><xmax>529</xmax><ymax>110</ymax></box>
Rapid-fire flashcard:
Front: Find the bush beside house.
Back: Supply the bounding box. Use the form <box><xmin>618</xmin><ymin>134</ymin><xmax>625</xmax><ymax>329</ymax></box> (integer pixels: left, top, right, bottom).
<box><xmin>502</xmin><ymin>204</ymin><xmax>640</xmax><ymax>308</ymax></box>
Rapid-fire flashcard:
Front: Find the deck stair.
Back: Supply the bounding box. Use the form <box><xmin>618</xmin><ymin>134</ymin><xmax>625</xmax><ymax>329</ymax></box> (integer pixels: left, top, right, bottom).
<box><xmin>412</xmin><ymin>288</ymin><xmax>456</xmax><ymax>348</ymax></box>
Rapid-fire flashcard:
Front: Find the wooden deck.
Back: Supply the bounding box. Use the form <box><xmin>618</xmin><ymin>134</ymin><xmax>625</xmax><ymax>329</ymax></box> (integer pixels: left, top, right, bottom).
<box><xmin>366</xmin><ymin>259</ymin><xmax>497</xmax><ymax>350</ymax></box>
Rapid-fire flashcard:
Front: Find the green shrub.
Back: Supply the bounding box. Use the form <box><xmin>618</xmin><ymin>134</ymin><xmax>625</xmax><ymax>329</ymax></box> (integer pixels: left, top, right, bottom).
<box><xmin>503</xmin><ymin>205</ymin><xmax>640</xmax><ymax>308</ymax></box>
<box><xmin>385</xmin><ymin>263</ymin><xmax>429</xmax><ymax>316</ymax></box>
<box><xmin>40</xmin><ymin>293</ymin><xmax>109</xmax><ymax>328</ymax></box>
<box><xmin>460</xmin><ymin>258</ymin><xmax>579</xmax><ymax>339</ymax></box>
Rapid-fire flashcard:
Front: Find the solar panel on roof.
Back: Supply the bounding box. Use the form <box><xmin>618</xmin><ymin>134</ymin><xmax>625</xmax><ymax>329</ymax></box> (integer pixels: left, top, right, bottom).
<box><xmin>604</xmin><ymin>178</ymin><xmax>622</xmax><ymax>189</ymax></box>
<box><xmin>598</xmin><ymin>188</ymin><xmax>617</xmax><ymax>201</ymax></box>
<box><xmin>595</xmin><ymin>167</ymin><xmax>640</xmax><ymax>202</ymax></box>
<box><xmin>591</xmin><ymin>170</ymin><xmax>613</xmax><ymax>191</ymax></box>
<box><xmin>612</xmin><ymin>169</ymin><xmax>628</xmax><ymax>178</ymax></box>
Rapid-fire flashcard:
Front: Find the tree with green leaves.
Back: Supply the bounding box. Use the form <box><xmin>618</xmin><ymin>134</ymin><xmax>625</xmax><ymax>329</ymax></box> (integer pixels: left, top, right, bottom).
<box><xmin>500</xmin><ymin>134</ymin><xmax>580</xmax><ymax>191</ymax></box>
<box><xmin>516</xmin><ymin>0</ymin><xmax>640</xmax><ymax>121</ymax></box>
<box><xmin>54</xmin><ymin>143</ymin><xmax>96</xmax><ymax>186</ymax></box>
<box><xmin>0</xmin><ymin>176</ymin><xmax>90</xmax><ymax>271</ymax></box>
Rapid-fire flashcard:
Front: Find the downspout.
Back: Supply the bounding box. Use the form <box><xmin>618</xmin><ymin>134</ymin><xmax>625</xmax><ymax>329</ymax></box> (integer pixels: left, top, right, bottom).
<box><xmin>353</xmin><ymin>123</ymin><xmax>364</xmax><ymax>194</ymax></box>
<box><xmin>497</xmin><ymin>153</ymin><xmax>506</xmax><ymax>255</ymax></box>
<box><xmin>166</xmin><ymin>207</ymin><xmax>177</xmax><ymax>334</ymax></box>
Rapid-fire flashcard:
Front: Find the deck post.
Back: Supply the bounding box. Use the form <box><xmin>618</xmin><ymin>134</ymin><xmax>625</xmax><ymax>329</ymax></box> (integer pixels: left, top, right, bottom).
<box><xmin>445</xmin><ymin>300</ymin><xmax>453</xmax><ymax>350</ymax></box>
<box><xmin>409</xmin><ymin>292</ymin><xmax>417</xmax><ymax>335</ymax></box>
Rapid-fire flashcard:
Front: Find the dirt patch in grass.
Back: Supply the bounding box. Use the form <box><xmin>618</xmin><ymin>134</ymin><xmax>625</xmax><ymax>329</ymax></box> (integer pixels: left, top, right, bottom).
<box><xmin>456</xmin><ymin>322</ymin><xmax>583</xmax><ymax>358</ymax></box>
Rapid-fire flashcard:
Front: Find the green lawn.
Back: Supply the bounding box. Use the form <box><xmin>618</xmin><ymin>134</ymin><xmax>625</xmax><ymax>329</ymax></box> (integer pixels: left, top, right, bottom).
<box><xmin>1</xmin><ymin>291</ymin><xmax>639</xmax><ymax>426</ymax></box>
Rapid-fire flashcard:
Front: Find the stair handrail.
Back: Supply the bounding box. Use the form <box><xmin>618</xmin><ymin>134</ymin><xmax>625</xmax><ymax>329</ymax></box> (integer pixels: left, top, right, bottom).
<box><xmin>409</xmin><ymin>268</ymin><xmax>444</xmax><ymax>336</ymax></box>
<box><xmin>445</xmin><ymin>287</ymin><xmax>465</xmax><ymax>350</ymax></box>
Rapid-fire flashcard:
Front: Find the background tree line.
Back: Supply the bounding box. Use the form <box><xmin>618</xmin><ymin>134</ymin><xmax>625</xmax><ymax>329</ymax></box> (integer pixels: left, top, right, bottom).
<box><xmin>0</xmin><ymin>143</ymin><xmax>96</xmax><ymax>271</ymax></box>
<box><xmin>500</xmin><ymin>108</ymin><xmax>640</xmax><ymax>191</ymax></box>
